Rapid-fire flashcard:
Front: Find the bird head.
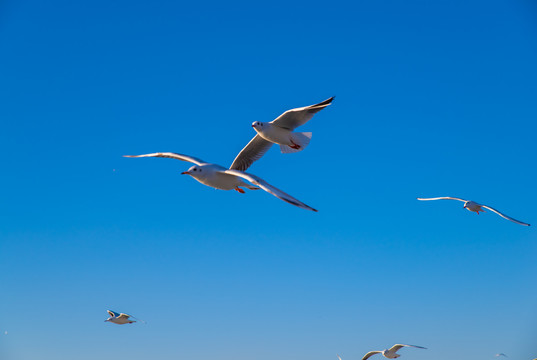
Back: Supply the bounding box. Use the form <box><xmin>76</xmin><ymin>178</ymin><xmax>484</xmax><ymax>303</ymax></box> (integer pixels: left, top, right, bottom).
<box><xmin>251</xmin><ymin>121</ymin><xmax>265</xmax><ymax>130</ymax></box>
<box><xmin>182</xmin><ymin>165</ymin><xmax>203</xmax><ymax>177</ymax></box>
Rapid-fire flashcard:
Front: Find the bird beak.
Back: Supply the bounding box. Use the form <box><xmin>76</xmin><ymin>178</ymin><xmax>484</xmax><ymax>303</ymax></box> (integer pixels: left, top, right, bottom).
<box><xmin>181</xmin><ymin>171</ymin><xmax>190</xmax><ymax>175</ymax></box>
<box><xmin>251</xmin><ymin>125</ymin><xmax>255</xmax><ymax>127</ymax></box>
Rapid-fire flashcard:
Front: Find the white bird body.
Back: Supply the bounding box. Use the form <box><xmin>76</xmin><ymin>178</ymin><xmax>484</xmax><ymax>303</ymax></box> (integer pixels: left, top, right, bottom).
<box><xmin>417</xmin><ymin>197</ymin><xmax>530</xmax><ymax>226</ymax></box>
<box><xmin>361</xmin><ymin>344</ymin><xmax>427</xmax><ymax>360</ymax></box>
<box><xmin>124</xmin><ymin>152</ymin><xmax>317</xmax><ymax>211</ymax></box>
<box><xmin>183</xmin><ymin>163</ymin><xmax>251</xmax><ymax>190</ymax></box>
<box><xmin>252</xmin><ymin>122</ymin><xmax>296</xmax><ymax>147</ymax></box>
<box><xmin>463</xmin><ymin>200</ymin><xmax>483</xmax><ymax>214</ymax></box>
<box><xmin>105</xmin><ymin>310</ymin><xmax>136</xmax><ymax>325</ymax></box>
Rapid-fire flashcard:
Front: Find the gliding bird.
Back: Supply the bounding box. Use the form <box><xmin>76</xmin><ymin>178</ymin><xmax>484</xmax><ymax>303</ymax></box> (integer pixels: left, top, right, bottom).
<box><xmin>124</xmin><ymin>152</ymin><xmax>317</xmax><ymax>211</ymax></box>
<box><xmin>361</xmin><ymin>344</ymin><xmax>427</xmax><ymax>360</ymax></box>
<box><xmin>417</xmin><ymin>197</ymin><xmax>530</xmax><ymax>226</ymax></box>
<box><xmin>104</xmin><ymin>310</ymin><xmax>142</xmax><ymax>325</ymax></box>
<box><xmin>230</xmin><ymin>97</ymin><xmax>334</xmax><ymax>171</ymax></box>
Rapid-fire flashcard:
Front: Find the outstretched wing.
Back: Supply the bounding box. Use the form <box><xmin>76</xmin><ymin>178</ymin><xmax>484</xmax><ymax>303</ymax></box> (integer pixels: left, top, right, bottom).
<box><xmin>417</xmin><ymin>197</ymin><xmax>467</xmax><ymax>202</ymax></box>
<box><xmin>124</xmin><ymin>152</ymin><xmax>206</xmax><ymax>165</ymax></box>
<box><xmin>271</xmin><ymin>96</ymin><xmax>334</xmax><ymax>130</ymax></box>
<box><xmin>223</xmin><ymin>170</ymin><xmax>317</xmax><ymax>212</ymax></box>
<box><xmin>117</xmin><ymin>313</ymin><xmax>131</xmax><ymax>320</ymax></box>
<box><xmin>229</xmin><ymin>135</ymin><xmax>273</xmax><ymax>171</ymax></box>
<box><xmin>480</xmin><ymin>205</ymin><xmax>530</xmax><ymax>226</ymax></box>
<box><xmin>388</xmin><ymin>344</ymin><xmax>427</xmax><ymax>353</ymax></box>
<box><xmin>361</xmin><ymin>351</ymin><xmax>382</xmax><ymax>360</ymax></box>
<box><xmin>107</xmin><ymin>310</ymin><xmax>120</xmax><ymax>317</ymax></box>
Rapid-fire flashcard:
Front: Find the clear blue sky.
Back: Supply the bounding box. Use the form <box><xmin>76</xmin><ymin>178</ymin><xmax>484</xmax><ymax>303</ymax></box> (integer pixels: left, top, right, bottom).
<box><xmin>1</xmin><ymin>0</ymin><xmax>536</xmax><ymax>359</ymax></box>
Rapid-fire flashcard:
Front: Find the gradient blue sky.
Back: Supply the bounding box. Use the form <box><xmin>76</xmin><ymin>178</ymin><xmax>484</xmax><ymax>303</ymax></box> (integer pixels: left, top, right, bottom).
<box><xmin>1</xmin><ymin>0</ymin><xmax>537</xmax><ymax>359</ymax></box>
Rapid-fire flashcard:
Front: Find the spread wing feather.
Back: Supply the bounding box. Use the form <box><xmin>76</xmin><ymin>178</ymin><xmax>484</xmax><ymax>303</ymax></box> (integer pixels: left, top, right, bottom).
<box><xmin>480</xmin><ymin>205</ymin><xmax>530</xmax><ymax>226</ymax></box>
<box><xmin>229</xmin><ymin>135</ymin><xmax>273</xmax><ymax>171</ymax></box>
<box><xmin>223</xmin><ymin>170</ymin><xmax>317</xmax><ymax>212</ymax></box>
<box><xmin>124</xmin><ymin>152</ymin><xmax>206</xmax><ymax>165</ymax></box>
<box><xmin>271</xmin><ymin>96</ymin><xmax>334</xmax><ymax>130</ymax></box>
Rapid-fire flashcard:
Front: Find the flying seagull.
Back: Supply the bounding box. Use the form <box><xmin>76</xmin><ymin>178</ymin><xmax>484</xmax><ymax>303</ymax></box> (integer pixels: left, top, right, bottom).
<box><xmin>124</xmin><ymin>152</ymin><xmax>317</xmax><ymax>211</ymax></box>
<box><xmin>361</xmin><ymin>344</ymin><xmax>427</xmax><ymax>360</ymax></box>
<box><xmin>230</xmin><ymin>97</ymin><xmax>334</xmax><ymax>171</ymax></box>
<box><xmin>104</xmin><ymin>310</ymin><xmax>143</xmax><ymax>325</ymax></box>
<box><xmin>417</xmin><ymin>197</ymin><xmax>530</xmax><ymax>226</ymax></box>
<box><xmin>495</xmin><ymin>354</ymin><xmax>508</xmax><ymax>358</ymax></box>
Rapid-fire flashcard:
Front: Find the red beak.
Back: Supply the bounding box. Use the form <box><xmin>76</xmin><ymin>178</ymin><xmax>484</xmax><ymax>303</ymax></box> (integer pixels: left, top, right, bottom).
<box><xmin>251</xmin><ymin>124</ymin><xmax>256</xmax><ymax>127</ymax></box>
<box><xmin>181</xmin><ymin>171</ymin><xmax>190</xmax><ymax>175</ymax></box>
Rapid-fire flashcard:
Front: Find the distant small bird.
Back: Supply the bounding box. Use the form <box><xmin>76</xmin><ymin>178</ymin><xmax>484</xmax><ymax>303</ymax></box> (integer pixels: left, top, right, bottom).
<box><xmin>417</xmin><ymin>197</ymin><xmax>530</xmax><ymax>226</ymax></box>
<box><xmin>125</xmin><ymin>152</ymin><xmax>317</xmax><ymax>211</ymax></box>
<box><xmin>104</xmin><ymin>310</ymin><xmax>141</xmax><ymax>325</ymax></box>
<box><xmin>230</xmin><ymin>97</ymin><xmax>334</xmax><ymax>171</ymax></box>
<box><xmin>360</xmin><ymin>344</ymin><xmax>427</xmax><ymax>360</ymax></box>
<box><xmin>495</xmin><ymin>354</ymin><xmax>508</xmax><ymax>358</ymax></box>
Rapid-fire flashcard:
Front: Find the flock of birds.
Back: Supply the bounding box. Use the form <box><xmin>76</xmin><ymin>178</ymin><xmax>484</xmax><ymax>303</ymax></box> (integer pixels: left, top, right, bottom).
<box><xmin>124</xmin><ymin>96</ymin><xmax>530</xmax><ymax>226</ymax></box>
<box><xmin>113</xmin><ymin>97</ymin><xmax>532</xmax><ymax>359</ymax></box>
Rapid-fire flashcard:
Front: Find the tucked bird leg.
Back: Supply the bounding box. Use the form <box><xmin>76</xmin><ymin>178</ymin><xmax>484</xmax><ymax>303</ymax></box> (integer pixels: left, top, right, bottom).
<box><xmin>289</xmin><ymin>140</ymin><xmax>301</xmax><ymax>149</ymax></box>
<box><xmin>234</xmin><ymin>187</ymin><xmax>245</xmax><ymax>194</ymax></box>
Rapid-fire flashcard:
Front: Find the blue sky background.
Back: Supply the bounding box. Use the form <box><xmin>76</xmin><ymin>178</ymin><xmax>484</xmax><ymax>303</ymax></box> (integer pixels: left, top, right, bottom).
<box><xmin>1</xmin><ymin>0</ymin><xmax>536</xmax><ymax>359</ymax></box>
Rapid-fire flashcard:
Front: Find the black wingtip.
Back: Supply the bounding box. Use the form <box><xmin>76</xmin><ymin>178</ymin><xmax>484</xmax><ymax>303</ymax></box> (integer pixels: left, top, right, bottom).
<box><xmin>316</xmin><ymin>96</ymin><xmax>335</xmax><ymax>107</ymax></box>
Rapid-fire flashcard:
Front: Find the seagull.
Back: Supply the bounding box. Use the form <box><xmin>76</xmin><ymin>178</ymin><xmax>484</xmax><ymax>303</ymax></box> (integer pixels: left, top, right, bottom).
<box><xmin>230</xmin><ymin>97</ymin><xmax>334</xmax><ymax>171</ymax></box>
<box><xmin>124</xmin><ymin>152</ymin><xmax>317</xmax><ymax>211</ymax></box>
<box><xmin>495</xmin><ymin>354</ymin><xmax>508</xmax><ymax>358</ymax></box>
<box><xmin>104</xmin><ymin>310</ymin><xmax>143</xmax><ymax>325</ymax></box>
<box><xmin>360</xmin><ymin>344</ymin><xmax>427</xmax><ymax>360</ymax></box>
<box><xmin>417</xmin><ymin>197</ymin><xmax>530</xmax><ymax>226</ymax></box>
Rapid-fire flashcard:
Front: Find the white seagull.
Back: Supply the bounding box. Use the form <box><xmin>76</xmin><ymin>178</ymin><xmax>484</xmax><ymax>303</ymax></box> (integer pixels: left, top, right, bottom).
<box><xmin>230</xmin><ymin>97</ymin><xmax>334</xmax><ymax>171</ymax></box>
<box><xmin>417</xmin><ymin>197</ymin><xmax>530</xmax><ymax>226</ymax></box>
<box><xmin>495</xmin><ymin>354</ymin><xmax>508</xmax><ymax>358</ymax></box>
<box><xmin>104</xmin><ymin>310</ymin><xmax>142</xmax><ymax>325</ymax></box>
<box><xmin>361</xmin><ymin>344</ymin><xmax>427</xmax><ymax>360</ymax></box>
<box><xmin>124</xmin><ymin>152</ymin><xmax>317</xmax><ymax>211</ymax></box>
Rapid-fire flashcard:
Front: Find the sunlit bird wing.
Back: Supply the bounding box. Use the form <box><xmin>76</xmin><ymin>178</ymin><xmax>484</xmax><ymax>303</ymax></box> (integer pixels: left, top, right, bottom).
<box><xmin>107</xmin><ymin>310</ymin><xmax>120</xmax><ymax>317</ymax></box>
<box><xmin>223</xmin><ymin>170</ymin><xmax>318</xmax><ymax>212</ymax></box>
<box><xmin>124</xmin><ymin>152</ymin><xmax>206</xmax><ymax>166</ymax></box>
<box><xmin>271</xmin><ymin>96</ymin><xmax>334</xmax><ymax>130</ymax></box>
<box><xmin>417</xmin><ymin>197</ymin><xmax>467</xmax><ymax>202</ymax></box>
<box><xmin>117</xmin><ymin>313</ymin><xmax>131</xmax><ymax>320</ymax></box>
<box><xmin>229</xmin><ymin>135</ymin><xmax>273</xmax><ymax>171</ymax></box>
<box><xmin>361</xmin><ymin>351</ymin><xmax>382</xmax><ymax>360</ymax></box>
<box><xmin>480</xmin><ymin>205</ymin><xmax>530</xmax><ymax>226</ymax></box>
<box><xmin>388</xmin><ymin>344</ymin><xmax>427</xmax><ymax>353</ymax></box>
